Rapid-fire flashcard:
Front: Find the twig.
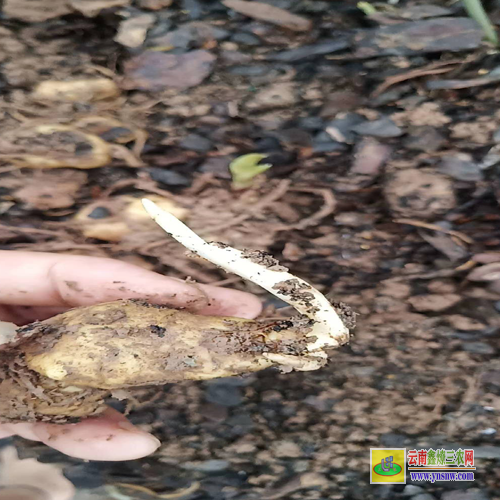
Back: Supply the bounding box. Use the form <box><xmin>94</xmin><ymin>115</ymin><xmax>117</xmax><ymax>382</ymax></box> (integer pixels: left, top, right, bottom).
<box><xmin>372</xmin><ymin>59</ymin><xmax>462</xmax><ymax>97</ymax></box>
<box><xmin>288</xmin><ymin>187</ymin><xmax>336</xmax><ymax>230</ymax></box>
<box><xmin>0</xmin><ymin>224</ymin><xmax>64</xmax><ymax>238</ymax></box>
<box><xmin>111</xmin><ymin>482</ymin><xmax>200</xmax><ymax>500</ymax></box>
<box><xmin>394</xmin><ymin>218</ymin><xmax>473</xmax><ymax>244</ymax></box>
<box><xmin>200</xmin><ymin>179</ymin><xmax>291</xmax><ymax>236</ymax></box>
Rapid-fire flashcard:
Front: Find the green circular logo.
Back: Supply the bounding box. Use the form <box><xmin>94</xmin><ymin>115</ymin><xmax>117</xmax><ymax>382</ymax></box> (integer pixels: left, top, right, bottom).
<box><xmin>373</xmin><ymin>463</ymin><xmax>403</xmax><ymax>476</ymax></box>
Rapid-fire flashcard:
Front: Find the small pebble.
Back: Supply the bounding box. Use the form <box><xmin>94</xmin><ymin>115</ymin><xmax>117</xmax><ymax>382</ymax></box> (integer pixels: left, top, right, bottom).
<box><xmin>231</xmin><ymin>32</ymin><xmax>261</xmax><ymax>45</ymax></box>
<box><xmin>228</xmin><ymin>65</ymin><xmax>269</xmax><ymax>76</ymax></box>
<box><xmin>298</xmin><ymin>116</ymin><xmax>324</xmax><ymax>131</ymax></box>
<box><xmin>493</xmin><ymin>127</ymin><xmax>500</xmax><ymax>143</ymax></box>
<box><xmin>439</xmin><ymin>154</ymin><xmax>482</xmax><ymax>181</ymax></box>
<box><xmin>205</xmin><ymin>382</ymin><xmax>243</xmax><ymax>406</ymax></box>
<box><xmin>380</xmin><ymin>433</ymin><xmax>410</xmax><ymax>447</ymax></box>
<box><xmin>148</xmin><ymin>167</ymin><xmax>190</xmax><ymax>186</ymax></box>
<box><xmin>405</xmin><ymin>126</ymin><xmax>445</xmax><ymax>151</ymax></box>
<box><xmin>245</xmin><ymin>82</ymin><xmax>297</xmax><ymax>110</ymax></box>
<box><xmin>64</xmin><ymin>463</ymin><xmax>104</xmax><ymax>489</ymax></box>
<box><xmin>255</xmin><ymin>136</ymin><xmax>282</xmax><ymax>152</ymax></box>
<box><xmin>352</xmin><ymin>117</ymin><xmax>403</xmax><ymax>138</ymax></box>
<box><xmin>402</xmin><ymin>485</ymin><xmax>424</xmax><ymax>496</ymax></box>
<box><xmin>473</xmin><ymin>446</ymin><xmax>500</xmax><ymax>459</ymax></box>
<box><xmin>320</xmin><ymin>90</ymin><xmax>364</xmax><ymax>118</ymax></box>
<box><xmin>272</xmin><ymin>440</ymin><xmax>302</xmax><ymax>458</ymax></box>
<box><xmin>413</xmin><ymin>494</ymin><xmax>436</xmax><ymax>500</ymax></box>
<box><xmin>199</xmin><ymin>157</ymin><xmax>231</xmax><ymax>178</ymax></box>
<box><xmin>266</xmin><ymin>39</ymin><xmax>350</xmax><ymax>62</ymax></box>
<box><xmin>325</xmin><ymin>113</ymin><xmax>365</xmax><ymax>144</ymax></box>
<box><xmin>462</xmin><ymin>342</ymin><xmax>495</xmax><ymax>355</ymax></box>
<box><xmin>180</xmin><ymin>133</ymin><xmax>213</xmax><ymax>153</ymax></box>
<box><xmin>87</xmin><ymin>207</ymin><xmax>111</xmax><ymax>219</ymax></box>
<box><xmin>183</xmin><ymin>460</ymin><xmax>230</xmax><ymax>472</ymax></box>
<box><xmin>479</xmin><ymin>428</ymin><xmax>496</xmax><ymax>435</ymax></box>
<box><xmin>313</xmin><ymin>136</ymin><xmax>347</xmax><ymax>153</ymax></box>
<box><xmin>441</xmin><ymin>489</ymin><xmax>490</xmax><ymax>500</ymax></box>
<box><xmin>335</xmin><ymin>212</ymin><xmax>376</xmax><ymax>227</ymax></box>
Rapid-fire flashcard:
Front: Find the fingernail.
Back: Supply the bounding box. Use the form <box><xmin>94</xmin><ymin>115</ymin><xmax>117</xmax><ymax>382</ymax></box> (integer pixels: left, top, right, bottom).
<box><xmin>117</xmin><ymin>421</ymin><xmax>161</xmax><ymax>448</ymax></box>
<box><xmin>146</xmin><ymin>434</ymin><xmax>161</xmax><ymax>450</ymax></box>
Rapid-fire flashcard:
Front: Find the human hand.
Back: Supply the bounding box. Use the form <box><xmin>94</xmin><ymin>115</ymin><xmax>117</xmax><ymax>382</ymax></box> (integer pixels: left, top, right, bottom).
<box><xmin>0</xmin><ymin>251</ymin><xmax>262</xmax><ymax>461</ymax></box>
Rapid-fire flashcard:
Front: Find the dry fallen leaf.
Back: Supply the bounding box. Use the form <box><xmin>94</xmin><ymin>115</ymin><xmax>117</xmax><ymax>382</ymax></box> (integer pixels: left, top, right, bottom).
<box><xmin>352</xmin><ymin>18</ymin><xmax>483</xmax><ymax>58</ymax></box>
<box><xmin>0</xmin><ymin>125</ymin><xmax>112</xmax><ymax>169</ymax></box>
<box><xmin>222</xmin><ymin>0</ymin><xmax>312</xmax><ymax>31</ymax></box>
<box><xmin>73</xmin><ymin>116</ymin><xmax>141</xmax><ymax>144</ymax></box>
<box><xmin>69</xmin><ymin>0</ymin><xmax>131</xmax><ymax>17</ymax></box>
<box><xmin>3</xmin><ymin>0</ymin><xmax>72</xmax><ymax>22</ymax></box>
<box><xmin>4</xmin><ymin>0</ymin><xmax>130</xmax><ymax>21</ymax></box>
<box><xmin>137</xmin><ymin>0</ymin><xmax>173</xmax><ymax>9</ymax></box>
<box><xmin>114</xmin><ymin>13</ymin><xmax>156</xmax><ymax>48</ymax></box>
<box><xmin>74</xmin><ymin>195</ymin><xmax>189</xmax><ymax>242</ymax></box>
<box><xmin>468</xmin><ymin>263</ymin><xmax>500</xmax><ymax>282</ymax></box>
<box><xmin>9</xmin><ymin>170</ymin><xmax>87</xmax><ymax>211</ymax></box>
<box><xmin>33</xmin><ymin>79</ymin><xmax>120</xmax><ymax>102</ymax></box>
<box><xmin>122</xmin><ymin>50</ymin><xmax>216</xmax><ymax>91</ymax></box>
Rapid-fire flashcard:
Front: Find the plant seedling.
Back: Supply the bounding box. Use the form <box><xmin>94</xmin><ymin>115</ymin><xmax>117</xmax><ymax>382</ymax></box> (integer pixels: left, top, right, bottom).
<box><xmin>0</xmin><ymin>199</ymin><xmax>351</xmax><ymax>423</ymax></box>
<box><xmin>229</xmin><ymin>153</ymin><xmax>272</xmax><ymax>189</ymax></box>
<box><xmin>463</xmin><ymin>0</ymin><xmax>498</xmax><ymax>46</ymax></box>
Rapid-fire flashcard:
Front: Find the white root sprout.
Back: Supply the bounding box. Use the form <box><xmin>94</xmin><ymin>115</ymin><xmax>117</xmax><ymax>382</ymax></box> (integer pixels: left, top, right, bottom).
<box><xmin>142</xmin><ymin>198</ymin><xmax>349</xmax><ymax>355</ymax></box>
<box><xmin>0</xmin><ymin>322</ymin><xmax>18</xmax><ymax>347</ymax></box>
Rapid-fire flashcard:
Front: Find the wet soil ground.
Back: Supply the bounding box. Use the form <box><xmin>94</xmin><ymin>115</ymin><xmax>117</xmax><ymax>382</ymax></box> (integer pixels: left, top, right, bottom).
<box><xmin>1</xmin><ymin>0</ymin><xmax>500</xmax><ymax>499</ymax></box>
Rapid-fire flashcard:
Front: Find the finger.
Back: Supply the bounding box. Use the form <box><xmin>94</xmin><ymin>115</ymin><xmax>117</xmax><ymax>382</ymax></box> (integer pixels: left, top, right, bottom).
<box><xmin>0</xmin><ymin>427</ymin><xmax>15</xmax><ymax>439</ymax></box>
<box><xmin>0</xmin><ymin>251</ymin><xmax>262</xmax><ymax>319</ymax></box>
<box><xmin>0</xmin><ymin>306</ymin><xmax>66</xmax><ymax>325</ymax></box>
<box><xmin>0</xmin><ymin>305</ymin><xmax>19</xmax><ymax>324</ymax></box>
<box><xmin>0</xmin><ymin>423</ymin><xmax>41</xmax><ymax>441</ymax></box>
<box><xmin>31</xmin><ymin>408</ymin><xmax>160</xmax><ymax>461</ymax></box>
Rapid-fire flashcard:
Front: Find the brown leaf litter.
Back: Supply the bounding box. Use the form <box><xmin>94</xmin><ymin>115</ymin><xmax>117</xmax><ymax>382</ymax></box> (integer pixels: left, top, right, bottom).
<box><xmin>222</xmin><ymin>0</ymin><xmax>312</xmax><ymax>32</ymax></box>
<box><xmin>3</xmin><ymin>0</ymin><xmax>130</xmax><ymax>22</ymax></box>
<box><xmin>122</xmin><ymin>50</ymin><xmax>217</xmax><ymax>91</ymax></box>
<box><xmin>2</xmin><ymin>170</ymin><xmax>87</xmax><ymax>211</ymax></box>
<box><xmin>33</xmin><ymin>79</ymin><xmax>120</xmax><ymax>103</ymax></box>
<box><xmin>352</xmin><ymin>17</ymin><xmax>483</xmax><ymax>58</ymax></box>
<box><xmin>0</xmin><ymin>125</ymin><xmax>112</xmax><ymax>169</ymax></box>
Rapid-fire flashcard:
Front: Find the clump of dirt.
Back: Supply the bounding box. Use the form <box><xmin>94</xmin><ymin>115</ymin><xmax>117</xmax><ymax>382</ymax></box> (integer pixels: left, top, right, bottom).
<box><xmin>384</xmin><ymin>168</ymin><xmax>456</xmax><ymax>219</ymax></box>
<box><xmin>330</xmin><ymin>301</ymin><xmax>357</xmax><ymax>330</ymax></box>
<box><xmin>273</xmin><ymin>279</ymin><xmax>317</xmax><ymax>313</ymax></box>
<box><xmin>242</xmin><ymin>249</ymin><xmax>289</xmax><ymax>272</ymax></box>
<box><xmin>0</xmin><ymin>356</ymin><xmax>107</xmax><ymax>423</ymax></box>
<box><xmin>0</xmin><ymin>126</ymin><xmax>111</xmax><ymax>169</ymax></box>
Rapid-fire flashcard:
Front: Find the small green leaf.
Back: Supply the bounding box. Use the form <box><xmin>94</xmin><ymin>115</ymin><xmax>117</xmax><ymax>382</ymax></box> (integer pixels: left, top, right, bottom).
<box><xmin>357</xmin><ymin>1</ymin><xmax>377</xmax><ymax>15</ymax></box>
<box><xmin>229</xmin><ymin>153</ymin><xmax>272</xmax><ymax>189</ymax></box>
